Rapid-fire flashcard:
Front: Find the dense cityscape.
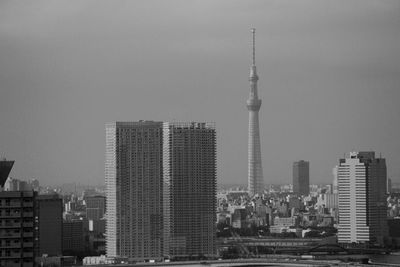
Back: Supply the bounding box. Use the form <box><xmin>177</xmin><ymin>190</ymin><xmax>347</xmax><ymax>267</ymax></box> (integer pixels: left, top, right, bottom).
<box><xmin>1</xmin><ymin>33</ymin><xmax>400</xmax><ymax>266</ymax></box>
<box><xmin>1</xmin><ymin>1</ymin><xmax>400</xmax><ymax>267</ymax></box>
<box><xmin>1</xmin><ymin>154</ymin><xmax>400</xmax><ymax>266</ymax></box>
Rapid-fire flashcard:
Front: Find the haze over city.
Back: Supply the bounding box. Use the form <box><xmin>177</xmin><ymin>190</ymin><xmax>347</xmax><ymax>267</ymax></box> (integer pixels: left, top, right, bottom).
<box><xmin>1</xmin><ymin>0</ymin><xmax>400</xmax><ymax>186</ymax></box>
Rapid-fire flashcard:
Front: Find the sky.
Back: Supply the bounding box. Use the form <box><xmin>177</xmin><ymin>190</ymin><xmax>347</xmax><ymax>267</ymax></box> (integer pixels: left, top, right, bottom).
<box><xmin>1</xmin><ymin>0</ymin><xmax>399</xmax><ymax>186</ymax></box>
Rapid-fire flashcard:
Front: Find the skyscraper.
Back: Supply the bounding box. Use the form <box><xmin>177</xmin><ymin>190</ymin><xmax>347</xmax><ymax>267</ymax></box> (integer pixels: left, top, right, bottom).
<box><xmin>105</xmin><ymin>121</ymin><xmax>216</xmax><ymax>261</ymax></box>
<box><xmin>163</xmin><ymin>122</ymin><xmax>216</xmax><ymax>257</ymax></box>
<box><xmin>247</xmin><ymin>28</ymin><xmax>264</xmax><ymax>196</ymax></box>
<box><xmin>337</xmin><ymin>152</ymin><xmax>388</xmax><ymax>245</ymax></box>
<box><xmin>105</xmin><ymin>121</ymin><xmax>164</xmax><ymax>261</ymax></box>
<box><xmin>292</xmin><ymin>160</ymin><xmax>310</xmax><ymax>196</ymax></box>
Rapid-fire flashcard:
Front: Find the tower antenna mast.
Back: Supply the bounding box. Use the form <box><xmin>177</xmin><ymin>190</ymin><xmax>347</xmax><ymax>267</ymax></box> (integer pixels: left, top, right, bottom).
<box><xmin>251</xmin><ymin>28</ymin><xmax>256</xmax><ymax>66</ymax></box>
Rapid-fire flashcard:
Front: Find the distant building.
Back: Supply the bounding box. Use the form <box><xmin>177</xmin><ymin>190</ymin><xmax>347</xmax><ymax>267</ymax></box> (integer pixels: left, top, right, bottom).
<box><xmin>292</xmin><ymin>160</ymin><xmax>309</xmax><ymax>196</ymax></box>
<box><xmin>85</xmin><ymin>195</ymin><xmax>105</xmax><ymax>220</ymax></box>
<box><xmin>324</xmin><ymin>193</ymin><xmax>338</xmax><ymax>210</ymax></box>
<box><xmin>0</xmin><ymin>191</ymin><xmax>36</xmax><ymax>267</ymax></box>
<box><xmin>28</xmin><ymin>179</ymin><xmax>39</xmax><ymax>191</ymax></box>
<box><xmin>388</xmin><ymin>178</ymin><xmax>392</xmax><ymax>194</ymax></box>
<box><xmin>231</xmin><ymin>209</ymin><xmax>247</xmax><ymax>229</ymax></box>
<box><xmin>35</xmin><ymin>194</ymin><xmax>63</xmax><ymax>257</ymax></box>
<box><xmin>3</xmin><ymin>177</ymin><xmax>32</xmax><ymax>192</ymax></box>
<box><xmin>337</xmin><ymin>152</ymin><xmax>388</xmax><ymax>245</ymax></box>
<box><xmin>62</xmin><ymin>220</ymin><xmax>84</xmax><ymax>254</ymax></box>
<box><xmin>332</xmin><ymin>166</ymin><xmax>338</xmax><ymax>194</ymax></box>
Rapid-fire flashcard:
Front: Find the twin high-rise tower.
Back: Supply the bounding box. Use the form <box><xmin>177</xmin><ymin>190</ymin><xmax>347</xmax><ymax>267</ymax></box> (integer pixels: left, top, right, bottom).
<box><xmin>105</xmin><ymin>121</ymin><xmax>216</xmax><ymax>261</ymax></box>
<box><xmin>247</xmin><ymin>28</ymin><xmax>264</xmax><ymax>196</ymax></box>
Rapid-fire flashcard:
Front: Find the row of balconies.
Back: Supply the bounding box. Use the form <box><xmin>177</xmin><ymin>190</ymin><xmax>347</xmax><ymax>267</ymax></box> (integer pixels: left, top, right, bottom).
<box><xmin>0</xmin><ymin>242</ymin><xmax>33</xmax><ymax>248</ymax></box>
<box><xmin>0</xmin><ymin>252</ymin><xmax>33</xmax><ymax>259</ymax></box>
<box><xmin>0</xmin><ymin>212</ymin><xmax>34</xmax><ymax>218</ymax></box>
<box><xmin>0</xmin><ymin>202</ymin><xmax>33</xmax><ymax>208</ymax></box>
<box><xmin>0</xmin><ymin>232</ymin><xmax>34</xmax><ymax>238</ymax></box>
<box><xmin>0</xmin><ymin>222</ymin><xmax>34</xmax><ymax>228</ymax></box>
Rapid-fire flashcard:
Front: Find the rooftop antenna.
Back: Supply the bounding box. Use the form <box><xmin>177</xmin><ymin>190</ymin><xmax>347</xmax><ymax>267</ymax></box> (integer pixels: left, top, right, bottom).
<box><xmin>251</xmin><ymin>28</ymin><xmax>256</xmax><ymax>66</ymax></box>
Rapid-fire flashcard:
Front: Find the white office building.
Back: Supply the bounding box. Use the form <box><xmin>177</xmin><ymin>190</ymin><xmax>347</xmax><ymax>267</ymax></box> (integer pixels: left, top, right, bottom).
<box><xmin>337</xmin><ymin>151</ymin><xmax>388</xmax><ymax>245</ymax></box>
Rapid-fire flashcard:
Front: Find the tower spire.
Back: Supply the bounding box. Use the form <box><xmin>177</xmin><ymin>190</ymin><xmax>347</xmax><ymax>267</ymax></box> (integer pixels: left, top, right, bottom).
<box><xmin>251</xmin><ymin>28</ymin><xmax>256</xmax><ymax>66</ymax></box>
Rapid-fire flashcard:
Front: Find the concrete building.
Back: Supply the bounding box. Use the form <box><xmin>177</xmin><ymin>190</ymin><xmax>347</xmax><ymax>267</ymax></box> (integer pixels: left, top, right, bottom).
<box><xmin>293</xmin><ymin>160</ymin><xmax>310</xmax><ymax>196</ymax></box>
<box><xmin>35</xmin><ymin>194</ymin><xmax>63</xmax><ymax>257</ymax></box>
<box><xmin>85</xmin><ymin>195</ymin><xmax>105</xmax><ymax>220</ymax></box>
<box><xmin>62</xmin><ymin>220</ymin><xmax>84</xmax><ymax>254</ymax></box>
<box><xmin>247</xmin><ymin>29</ymin><xmax>264</xmax><ymax>196</ymax></box>
<box><xmin>337</xmin><ymin>152</ymin><xmax>388</xmax><ymax>245</ymax></box>
<box><xmin>105</xmin><ymin>121</ymin><xmax>217</xmax><ymax>261</ymax></box>
<box><xmin>0</xmin><ymin>191</ymin><xmax>36</xmax><ymax>267</ymax></box>
<box><xmin>105</xmin><ymin>121</ymin><xmax>164</xmax><ymax>261</ymax></box>
<box><xmin>231</xmin><ymin>209</ymin><xmax>247</xmax><ymax>229</ymax></box>
<box><xmin>163</xmin><ymin>122</ymin><xmax>216</xmax><ymax>258</ymax></box>
<box><xmin>332</xmin><ymin>166</ymin><xmax>338</xmax><ymax>194</ymax></box>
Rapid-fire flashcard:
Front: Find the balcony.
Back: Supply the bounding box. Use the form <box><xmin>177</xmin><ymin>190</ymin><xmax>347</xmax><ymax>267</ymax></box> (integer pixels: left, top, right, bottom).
<box><xmin>22</xmin><ymin>202</ymin><xmax>33</xmax><ymax>207</ymax></box>
<box><xmin>0</xmin><ymin>222</ymin><xmax>21</xmax><ymax>228</ymax></box>
<box><xmin>22</xmin><ymin>212</ymin><xmax>33</xmax><ymax>217</ymax></box>
<box><xmin>22</xmin><ymin>222</ymin><xmax>33</xmax><ymax>228</ymax></box>
<box><xmin>0</xmin><ymin>243</ymin><xmax>21</xmax><ymax>249</ymax></box>
<box><xmin>23</xmin><ymin>252</ymin><xmax>33</xmax><ymax>258</ymax></box>
<box><xmin>0</xmin><ymin>253</ymin><xmax>21</xmax><ymax>259</ymax></box>
<box><xmin>0</xmin><ymin>232</ymin><xmax>21</xmax><ymax>238</ymax></box>
<box><xmin>0</xmin><ymin>203</ymin><xmax>21</xmax><ymax>208</ymax></box>
<box><xmin>23</xmin><ymin>232</ymin><xmax>33</xmax><ymax>238</ymax></box>
<box><xmin>22</xmin><ymin>242</ymin><xmax>33</xmax><ymax>248</ymax></box>
<box><xmin>0</xmin><ymin>213</ymin><xmax>21</xmax><ymax>218</ymax></box>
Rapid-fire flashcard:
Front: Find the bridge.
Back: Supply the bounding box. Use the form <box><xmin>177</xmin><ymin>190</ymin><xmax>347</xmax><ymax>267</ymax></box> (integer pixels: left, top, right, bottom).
<box><xmin>218</xmin><ymin>237</ymin><xmax>389</xmax><ymax>256</ymax></box>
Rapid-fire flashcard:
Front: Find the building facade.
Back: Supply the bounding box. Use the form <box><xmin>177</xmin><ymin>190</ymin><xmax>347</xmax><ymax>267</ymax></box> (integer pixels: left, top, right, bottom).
<box><xmin>0</xmin><ymin>191</ymin><xmax>36</xmax><ymax>267</ymax></box>
<box><xmin>163</xmin><ymin>122</ymin><xmax>217</xmax><ymax>258</ymax></box>
<box><xmin>105</xmin><ymin>121</ymin><xmax>164</xmax><ymax>261</ymax></box>
<box><xmin>35</xmin><ymin>194</ymin><xmax>63</xmax><ymax>257</ymax></box>
<box><xmin>247</xmin><ymin>29</ymin><xmax>264</xmax><ymax>196</ymax></box>
<box><xmin>337</xmin><ymin>152</ymin><xmax>388</xmax><ymax>245</ymax></box>
<box><xmin>62</xmin><ymin>220</ymin><xmax>84</xmax><ymax>254</ymax></box>
<box><xmin>292</xmin><ymin>160</ymin><xmax>310</xmax><ymax>196</ymax></box>
<box><xmin>85</xmin><ymin>195</ymin><xmax>105</xmax><ymax>221</ymax></box>
<box><xmin>106</xmin><ymin>121</ymin><xmax>217</xmax><ymax>261</ymax></box>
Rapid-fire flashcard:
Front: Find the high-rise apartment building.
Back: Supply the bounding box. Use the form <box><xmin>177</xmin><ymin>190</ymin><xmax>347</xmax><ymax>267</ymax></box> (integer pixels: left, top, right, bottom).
<box><xmin>106</xmin><ymin>121</ymin><xmax>164</xmax><ymax>261</ymax></box>
<box><xmin>247</xmin><ymin>29</ymin><xmax>264</xmax><ymax>196</ymax></box>
<box><xmin>105</xmin><ymin>121</ymin><xmax>216</xmax><ymax>261</ymax></box>
<box><xmin>292</xmin><ymin>160</ymin><xmax>309</xmax><ymax>196</ymax></box>
<box><xmin>337</xmin><ymin>152</ymin><xmax>388</xmax><ymax>245</ymax></box>
<box><xmin>0</xmin><ymin>191</ymin><xmax>36</xmax><ymax>267</ymax></box>
<box><xmin>163</xmin><ymin>122</ymin><xmax>216</xmax><ymax>257</ymax></box>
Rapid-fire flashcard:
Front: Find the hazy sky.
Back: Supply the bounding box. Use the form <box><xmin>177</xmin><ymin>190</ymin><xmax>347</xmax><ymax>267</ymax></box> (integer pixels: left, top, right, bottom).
<box><xmin>1</xmin><ymin>0</ymin><xmax>399</xmax><ymax>186</ymax></box>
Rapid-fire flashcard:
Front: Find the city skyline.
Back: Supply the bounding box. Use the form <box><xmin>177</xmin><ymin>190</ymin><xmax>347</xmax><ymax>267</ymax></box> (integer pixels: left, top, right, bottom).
<box><xmin>1</xmin><ymin>1</ymin><xmax>400</xmax><ymax>186</ymax></box>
